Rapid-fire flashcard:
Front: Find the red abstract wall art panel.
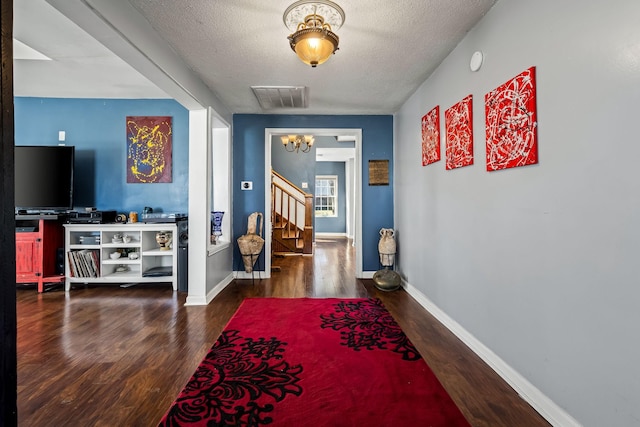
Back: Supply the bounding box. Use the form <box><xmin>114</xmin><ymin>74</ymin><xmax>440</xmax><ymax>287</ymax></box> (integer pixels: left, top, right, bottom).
<box><xmin>126</xmin><ymin>116</ymin><xmax>173</xmax><ymax>183</ymax></box>
<box><xmin>445</xmin><ymin>95</ymin><xmax>474</xmax><ymax>170</ymax></box>
<box><xmin>485</xmin><ymin>67</ymin><xmax>538</xmax><ymax>171</ymax></box>
<box><xmin>421</xmin><ymin>106</ymin><xmax>440</xmax><ymax>166</ymax></box>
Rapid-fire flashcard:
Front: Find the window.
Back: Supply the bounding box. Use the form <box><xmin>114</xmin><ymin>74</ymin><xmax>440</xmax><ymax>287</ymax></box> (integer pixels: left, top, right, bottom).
<box><xmin>315</xmin><ymin>175</ymin><xmax>338</xmax><ymax>217</ymax></box>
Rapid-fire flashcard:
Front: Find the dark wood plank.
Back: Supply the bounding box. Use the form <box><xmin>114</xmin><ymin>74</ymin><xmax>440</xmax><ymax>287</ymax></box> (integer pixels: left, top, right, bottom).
<box><xmin>17</xmin><ymin>237</ymin><xmax>549</xmax><ymax>426</ymax></box>
<box><xmin>1</xmin><ymin>0</ymin><xmax>17</xmax><ymax>424</ymax></box>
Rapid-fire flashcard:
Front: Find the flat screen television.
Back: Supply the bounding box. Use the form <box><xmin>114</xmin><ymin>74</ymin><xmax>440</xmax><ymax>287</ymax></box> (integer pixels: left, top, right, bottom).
<box><xmin>14</xmin><ymin>145</ymin><xmax>75</xmax><ymax>213</ymax></box>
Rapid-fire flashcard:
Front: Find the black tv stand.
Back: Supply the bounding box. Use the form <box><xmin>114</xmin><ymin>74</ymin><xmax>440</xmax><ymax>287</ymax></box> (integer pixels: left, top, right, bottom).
<box><xmin>16</xmin><ymin>213</ymin><xmax>63</xmax><ymax>221</ymax></box>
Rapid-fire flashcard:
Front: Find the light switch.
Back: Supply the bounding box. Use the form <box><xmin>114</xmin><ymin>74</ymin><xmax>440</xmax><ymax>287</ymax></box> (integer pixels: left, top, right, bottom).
<box><xmin>301</xmin><ymin>182</ymin><xmax>308</xmax><ymax>189</ymax></box>
<box><xmin>58</xmin><ymin>131</ymin><xmax>66</xmax><ymax>141</ymax></box>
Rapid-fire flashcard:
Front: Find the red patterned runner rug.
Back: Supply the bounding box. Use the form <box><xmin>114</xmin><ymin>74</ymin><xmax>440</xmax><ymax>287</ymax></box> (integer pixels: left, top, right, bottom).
<box><xmin>158</xmin><ymin>298</ymin><xmax>470</xmax><ymax>426</ymax></box>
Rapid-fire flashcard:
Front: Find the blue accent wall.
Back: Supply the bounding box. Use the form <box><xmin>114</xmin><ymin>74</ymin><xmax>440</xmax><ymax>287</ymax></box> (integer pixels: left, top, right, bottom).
<box><xmin>233</xmin><ymin>114</ymin><xmax>393</xmax><ymax>272</ymax></box>
<box><xmin>15</xmin><ymin>98</ymin><xmax>189</xmax><ymax>215</ymax></box>
<box><xmin>315</xmin><ymin>161</ymin><xmax>346</xmax><ymax>234</ymax></box>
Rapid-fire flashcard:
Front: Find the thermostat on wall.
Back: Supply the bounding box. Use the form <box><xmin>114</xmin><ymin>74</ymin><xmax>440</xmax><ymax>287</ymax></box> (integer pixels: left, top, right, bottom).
<box><xmin>241</xmin><ymin>181</ymin><xmax>253</xmax><ymax>190</ymax></box>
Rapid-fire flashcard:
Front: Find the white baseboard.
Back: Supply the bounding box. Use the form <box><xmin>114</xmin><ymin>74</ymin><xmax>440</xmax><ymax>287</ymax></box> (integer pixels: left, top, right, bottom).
<box><xmin>233</xmin><ymin>270</ymin><xmax>270</xmax><ymax>279</ymax></box>
<box><xmin>315</xmin><ymin>232</ymin><xmax>348</xmax><ymax>237</ymax></box>
<box><xmin>184</xmin><ymin>294</ymin><xmax>207</xmax><ymax>305</ymax></box>
<box><xmin>184</xmin><ymin>273</ymin><xmax>233</xmax><ymax>306</ymax></box>
<box><xmin>359</xmin><ymin>270</ymin><xmax>375</xmax><ymax>279</ymax></box>
<box><xmin>402</xmin><ymin>280</ymin><xmax>581</xmax><ymax>427</ymax></box>
<box><xmin>205</xmin><ymin>273</ymin><xmax>234</xmax><ymax>304</ymax></box>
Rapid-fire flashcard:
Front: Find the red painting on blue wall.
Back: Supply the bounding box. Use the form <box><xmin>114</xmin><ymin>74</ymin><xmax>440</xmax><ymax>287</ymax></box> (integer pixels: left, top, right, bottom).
<box><xmin>126</xmin><ymin>116</ymin><xmax>173</xmax><ymax>183</ymax></box>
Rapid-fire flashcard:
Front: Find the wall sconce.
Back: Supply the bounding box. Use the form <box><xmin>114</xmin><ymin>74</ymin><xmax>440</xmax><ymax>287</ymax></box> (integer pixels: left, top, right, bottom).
<box><xmin>281</xmin><ymin>134</ymin><xmax>315</xmax><ymax>153</ymax></box>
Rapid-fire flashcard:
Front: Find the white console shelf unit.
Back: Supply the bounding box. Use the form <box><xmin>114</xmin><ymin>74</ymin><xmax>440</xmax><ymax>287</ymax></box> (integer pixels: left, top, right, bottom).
<box><xmin>64</xmin><ymin>223</ymin><xmax>178</xmax><ymax>291</ymax></box>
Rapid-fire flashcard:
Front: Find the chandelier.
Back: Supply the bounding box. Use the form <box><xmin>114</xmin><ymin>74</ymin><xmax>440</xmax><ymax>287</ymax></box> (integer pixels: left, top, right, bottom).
<box><xmin>283</xmin><ymin>0</ymin><xmax>345</xmax><ymax>67</ymax></box>
<box><xmin>281</xmin><ymin>135</ymin><xmax>315</xmax><ymax>153</ymax></box>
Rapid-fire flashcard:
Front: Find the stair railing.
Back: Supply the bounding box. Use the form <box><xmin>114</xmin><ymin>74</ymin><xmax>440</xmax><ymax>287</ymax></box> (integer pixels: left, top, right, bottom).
<box><xmin>271</xmin><ymin>170</ymin><xmax>313</xmax><ymax>254</ymax></box>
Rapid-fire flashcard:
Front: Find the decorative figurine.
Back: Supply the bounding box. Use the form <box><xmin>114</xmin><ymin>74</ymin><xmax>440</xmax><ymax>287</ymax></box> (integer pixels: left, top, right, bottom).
<box><xmin>155</xmin><ymin>231</ymin><xmax>173</xmax><ymax>250</ymax></box>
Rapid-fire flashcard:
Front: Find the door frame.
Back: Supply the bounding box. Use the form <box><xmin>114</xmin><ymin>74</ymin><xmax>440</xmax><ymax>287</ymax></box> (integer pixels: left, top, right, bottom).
<box><xmin>264</xmin><ymin>128</ymin><xmax>363</xmax><ymax>277</ymax></box>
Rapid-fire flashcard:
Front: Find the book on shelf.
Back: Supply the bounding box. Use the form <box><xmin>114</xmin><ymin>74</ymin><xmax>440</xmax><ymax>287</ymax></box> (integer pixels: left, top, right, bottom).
<box><xmin>67</xmin><ymin>249</ymin><xmax>100</xmax><ymax>278</ymax></box>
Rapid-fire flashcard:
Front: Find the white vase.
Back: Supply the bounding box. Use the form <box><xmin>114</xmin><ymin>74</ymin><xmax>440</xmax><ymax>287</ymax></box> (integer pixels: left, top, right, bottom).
<box><xmin>378</xmin><ymin>228</ymin><xmax>396</xmax><ymax>267</ymax></box>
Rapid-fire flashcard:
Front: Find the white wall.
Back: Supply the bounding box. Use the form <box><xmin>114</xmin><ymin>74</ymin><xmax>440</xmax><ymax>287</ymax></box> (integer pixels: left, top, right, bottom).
<box><xmin>185</xmin><ymin>110</ymin><xmax>233</xmax><ymax>305</ymax></box>
<box><xmin>394</xmin><ymin>1</ymin><xmax>640</xmax><ymax>426</ymax></box>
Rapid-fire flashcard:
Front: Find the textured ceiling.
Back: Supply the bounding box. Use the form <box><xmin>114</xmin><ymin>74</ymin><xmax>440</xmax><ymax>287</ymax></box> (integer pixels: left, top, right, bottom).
<box><xmin>14</xmin><ymin>0</ymin><xmax>497</xmax><ymax>115</ymax></box>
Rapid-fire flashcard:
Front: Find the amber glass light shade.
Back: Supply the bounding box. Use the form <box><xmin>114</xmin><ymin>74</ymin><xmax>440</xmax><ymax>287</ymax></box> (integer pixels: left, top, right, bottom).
<box><xmin>289</xmin><ymin>27</ymin><xmax>339</xmax><ymax>67</ymax></box>
<box><xmin>287</xmin><ymin>12</ymin><xmax>340</xmax><ymax>67</ymax></box>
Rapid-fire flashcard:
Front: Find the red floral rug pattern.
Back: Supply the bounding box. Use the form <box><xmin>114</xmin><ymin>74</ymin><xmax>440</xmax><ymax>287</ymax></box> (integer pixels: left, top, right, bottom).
<box><xmin>158</xmin><ymin>298</ymin><xmax>470</xmax><ymax>426</ymax></box>
<box><xmin>159</xmin><ymin>329</ymin><xmax>303</xmax><ymax>426</ymax></box>
<box><xmin>320</xmin><ymin>298</ymin><xmax>420</xmax><ymax>361</ymax></box>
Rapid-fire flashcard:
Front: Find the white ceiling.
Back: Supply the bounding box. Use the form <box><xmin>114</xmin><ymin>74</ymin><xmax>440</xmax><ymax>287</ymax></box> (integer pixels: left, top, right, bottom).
<box><xmin>13</xmin><ymin>0</ymin><xmax>497</xmax><ymax>115</ymax></box>
<box><xmin>13</xmin><ymin>0</ymin><xmax>169</xmax><ymax>99</ymax></box>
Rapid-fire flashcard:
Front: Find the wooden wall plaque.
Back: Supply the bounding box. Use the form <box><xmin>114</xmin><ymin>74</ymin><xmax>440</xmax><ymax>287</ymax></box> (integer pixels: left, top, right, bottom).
<box><xmin>368</xmin><ymin>160</ymin><xmax>389</xmax><ymax>186</ymax></box>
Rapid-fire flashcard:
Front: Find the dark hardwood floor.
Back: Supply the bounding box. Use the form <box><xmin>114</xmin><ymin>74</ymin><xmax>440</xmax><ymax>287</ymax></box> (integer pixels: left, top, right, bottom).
<box><xmin>16</xmin><ymin>237</ymin><xmax>549</xmax><ymax>426</ymax></box>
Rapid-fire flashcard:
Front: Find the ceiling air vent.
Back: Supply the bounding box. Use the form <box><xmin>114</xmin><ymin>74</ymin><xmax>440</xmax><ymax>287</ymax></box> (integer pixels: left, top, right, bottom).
<box><xmin>251</xmin><ymin>86</ymin><xmax>309</xmax><ymax>109</ymax></box>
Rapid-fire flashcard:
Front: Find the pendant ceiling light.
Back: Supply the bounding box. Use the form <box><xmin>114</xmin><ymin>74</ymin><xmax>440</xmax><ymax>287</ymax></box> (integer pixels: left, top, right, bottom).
<box><xmin>281</xmin><ymin>134</ymin><xmax>315</xmax><ymax>153</ymax></box>
<box><xmin>283</xmin><ymin>0</ymin><xmax>345</xmax><ymax>68</ymax></box>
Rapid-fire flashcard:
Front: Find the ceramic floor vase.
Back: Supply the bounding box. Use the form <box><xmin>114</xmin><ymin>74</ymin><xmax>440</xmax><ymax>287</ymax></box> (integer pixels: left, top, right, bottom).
<box><xmin>237</xmin><ymin>212</ymin><xmax>264</xmax><ymax>273</ymax></box>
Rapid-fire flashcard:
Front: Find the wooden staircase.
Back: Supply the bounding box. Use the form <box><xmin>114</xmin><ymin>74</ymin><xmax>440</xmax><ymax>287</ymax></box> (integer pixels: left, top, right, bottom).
<box><xmin>271</xmin><ymin>170</ymin><xmax>313</xmax><ymax>255</ymax></box>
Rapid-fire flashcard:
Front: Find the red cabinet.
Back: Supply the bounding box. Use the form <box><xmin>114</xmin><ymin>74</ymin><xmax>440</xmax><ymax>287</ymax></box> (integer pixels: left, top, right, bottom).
<box><xmin>16</xmin><ymin>218</ymin><xmax>65</xmax><ymax>293</ymax></box>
